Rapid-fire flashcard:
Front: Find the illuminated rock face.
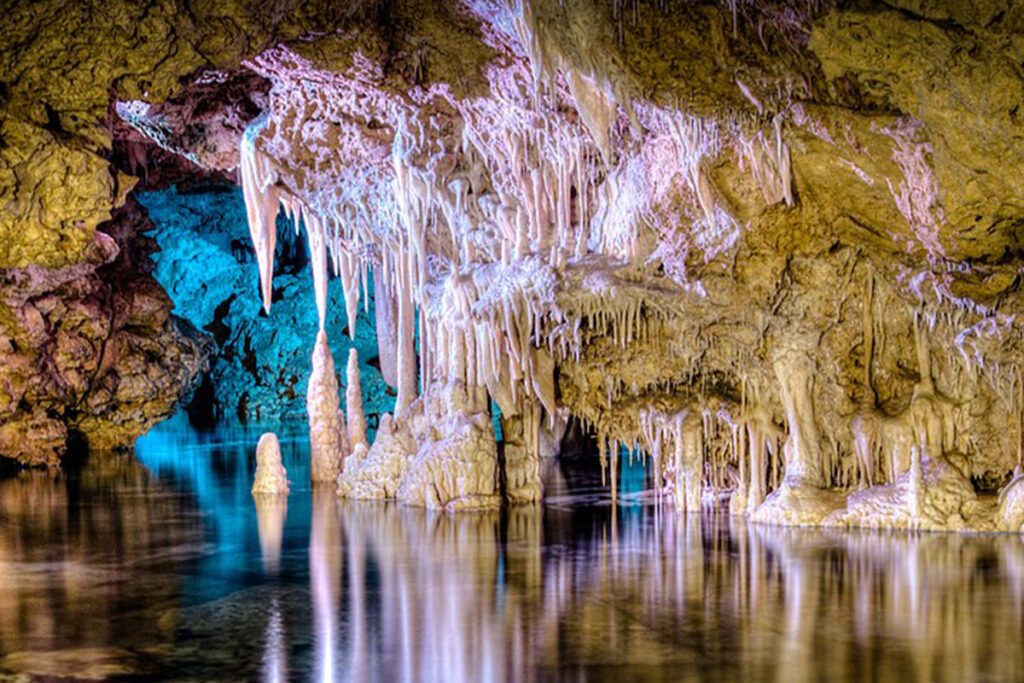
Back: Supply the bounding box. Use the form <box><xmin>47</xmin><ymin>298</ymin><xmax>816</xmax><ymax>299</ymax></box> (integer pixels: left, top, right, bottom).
<box><xmin>11</xmin><ymin>1</ymin><xmax>1024</xmax><ymax>528</ymax></box>
<box><xmin>0</xmin><ymin>200</ymin><xmax>212</xmax><ymax>466</ymax></box>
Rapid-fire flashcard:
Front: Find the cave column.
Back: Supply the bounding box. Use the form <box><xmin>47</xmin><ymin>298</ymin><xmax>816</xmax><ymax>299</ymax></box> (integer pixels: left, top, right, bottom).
<box><xmin>501</xmin><ymin>400</ymin><xmax>544</xmax><ymax>504</ymax></box>
<box><xmin>746</xmin><ymin>424</ymin><xmax>767</xmax><ymax>513</ymax></box>
<box><xmin>395</xmin><ymin>261</ymin><xmax>418</xmax><ymax>419</ymax></box>
<box><xmin>372</xmin><ymin>268</ymin><xmax>398</xmax><ymax>389</ymax></box>
<box><xmin>674</xmin><ymin>410</ymin><xmax>703</xmax><ymax>512</ymax></box>
<box><xmin>772</xmin><ymin>343</ymin><xmax>825</xmax><ymax>488</ymax></box>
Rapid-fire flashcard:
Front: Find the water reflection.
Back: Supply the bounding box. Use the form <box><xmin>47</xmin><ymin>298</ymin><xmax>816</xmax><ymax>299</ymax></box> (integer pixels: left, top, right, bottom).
<box><xmin>0</xmin><ymin>421</ymin><xmax>1022</xmax><ymax>681</ymax></box>
<box><xmin>320</xmin><ymin>501</ymin><xmax>1024</xmax><ymax>682</ymax></box>
<box><xmin>0</xmin><ymin>454</ymin><xmax>198</xmax><ymax>679</ymax></box>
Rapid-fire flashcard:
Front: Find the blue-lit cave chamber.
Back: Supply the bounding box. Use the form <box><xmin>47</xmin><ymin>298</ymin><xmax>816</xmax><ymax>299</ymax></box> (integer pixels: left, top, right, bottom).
<box><xmin>8</xmin><ymin>1</ymin><xmax>1024</xmax><ymax>680</ymax></box>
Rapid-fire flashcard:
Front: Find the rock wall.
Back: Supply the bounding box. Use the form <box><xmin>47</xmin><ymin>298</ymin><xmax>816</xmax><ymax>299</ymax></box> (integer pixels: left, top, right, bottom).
<box><xmin>0</xmin><ymin>199</ymin><xmax>212</xmax><ymax>466</ymax></box>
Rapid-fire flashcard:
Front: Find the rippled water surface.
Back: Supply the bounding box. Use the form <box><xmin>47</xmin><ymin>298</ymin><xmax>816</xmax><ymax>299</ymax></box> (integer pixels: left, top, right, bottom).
<box><xmin>1</xmin><ymin>416</ymin><xmax>1023</xmax><ymax>681</ymax></box>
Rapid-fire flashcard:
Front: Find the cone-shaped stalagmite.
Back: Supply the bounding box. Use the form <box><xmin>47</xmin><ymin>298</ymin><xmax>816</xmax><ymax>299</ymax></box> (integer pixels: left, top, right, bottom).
<box><xmin>252</xmin><ymin>432</ymin><xmax>289</xmax><ymax>494</ymax></box>
<box><xmin>308</xmin><ymin>331</ymin><xmax>346</xmax><ymax>482</ymax></box>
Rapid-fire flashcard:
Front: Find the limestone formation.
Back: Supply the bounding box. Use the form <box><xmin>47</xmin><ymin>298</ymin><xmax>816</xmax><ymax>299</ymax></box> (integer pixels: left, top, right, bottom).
<box><xmin>13</xmin><ymin>1</ymin><xmax>1024</xmax><ymax>531</ymax></box>
<box><xmin>307</xmin><ymin>331</ymin><xmax>346</xmax><ymax>483</ymax></box>
<box><xmin>0</xmin><ymin>200</ymin><xmax>212</xmax><ymax>466</ymax></box>
<box><xmin>346</xmin><ymin>349</ymin><xmax>369</xmax><ymax>452</ymax></box>
<box><xmin>252</xmin><ymin>433</ymin><xmax>289</xmax><ymax>495</ymax></box>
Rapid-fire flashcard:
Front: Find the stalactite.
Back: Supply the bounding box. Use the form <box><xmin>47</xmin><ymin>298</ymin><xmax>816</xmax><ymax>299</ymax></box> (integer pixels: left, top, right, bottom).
<box><xmin>239</xmin><ymin>114</ymin><xmax>280</xmax><ymax>314</ymax></box>
<box><xmin>347</xmin><ymin>349</ymin><xmax>369</xmax><ymax>451</ymax></box>
<box><xmin>373</xmin><ymin>268</ymin><xmax>399</xmax><ymax>388</ymax></box>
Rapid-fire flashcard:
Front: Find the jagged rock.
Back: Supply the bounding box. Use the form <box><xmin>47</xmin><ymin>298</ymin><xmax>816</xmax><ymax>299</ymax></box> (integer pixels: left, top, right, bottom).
<box><xmin>0</xmin><ymin>200</ymin><xmax>212</xmax><ymax>466</ymax></box>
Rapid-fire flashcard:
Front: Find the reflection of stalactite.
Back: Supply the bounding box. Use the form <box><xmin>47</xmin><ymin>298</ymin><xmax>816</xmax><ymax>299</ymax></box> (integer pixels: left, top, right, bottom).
<box><xmin>261</xmin><ymin>595</ymin><xmax>288</xmax><ymax>682</ymax></box>
<box><xmin>310</xmin><ymin>488</ymin><xmax>342</xmax><ymax>683</ymax></box>
<box><xmin>323</xmin><ymin>500</ymin><xmax>1024</xmax><ymax>681</ymax></box>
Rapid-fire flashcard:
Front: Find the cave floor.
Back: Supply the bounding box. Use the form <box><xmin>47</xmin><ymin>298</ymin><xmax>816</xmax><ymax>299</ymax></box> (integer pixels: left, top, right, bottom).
<box><xmin>0</xmin><ymin>415</ymin><xmax>1021</xmax><ymax>681</ymax></box>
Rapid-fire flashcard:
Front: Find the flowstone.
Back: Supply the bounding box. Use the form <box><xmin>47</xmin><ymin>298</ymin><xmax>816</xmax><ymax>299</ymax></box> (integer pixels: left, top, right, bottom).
<box><xmin>338</xmin><ymin>384</ymin><xmax>501</xmax><ymax>511</ymax></box>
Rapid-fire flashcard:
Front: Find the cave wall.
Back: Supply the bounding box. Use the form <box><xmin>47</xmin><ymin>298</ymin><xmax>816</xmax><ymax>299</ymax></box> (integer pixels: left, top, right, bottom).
<box><xmin>0</xmin><ymin>198</ymin><xmax>212</xmax><ymax>466</ymax></box>
<box><xmin>0</xmin><ymin>0</ymin><xmax>351</xmax><ymax>464</ymax></box>
<box><xmin>139</xmin><ymin>185</ymin><xmax>394</xmax><ymax>423</ymax></box>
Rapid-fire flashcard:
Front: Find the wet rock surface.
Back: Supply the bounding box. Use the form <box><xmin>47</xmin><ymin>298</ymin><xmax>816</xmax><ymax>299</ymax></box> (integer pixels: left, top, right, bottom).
<box><xmin>0</xmin><ymin>199</ymin><xmax>212</xmax><ymax>466</ymax></box>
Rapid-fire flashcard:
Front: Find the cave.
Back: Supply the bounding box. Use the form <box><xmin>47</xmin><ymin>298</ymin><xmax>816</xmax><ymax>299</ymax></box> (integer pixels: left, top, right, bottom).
<box><xmin>3</xmin><ymin>1</ymin><xmax>1024</xmax><ymax>679</ymax></box>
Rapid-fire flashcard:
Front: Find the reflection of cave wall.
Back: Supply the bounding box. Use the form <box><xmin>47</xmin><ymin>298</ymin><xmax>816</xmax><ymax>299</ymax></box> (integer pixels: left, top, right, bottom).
<box><xmin>0</xmin><ymin>453</ymin><xmax>200</xmax><ymax>670</ymax></box>
<box><xmin>140</xmin><ymin>185</ymin><xmax>394</xmax><ymax>423</ymax></box>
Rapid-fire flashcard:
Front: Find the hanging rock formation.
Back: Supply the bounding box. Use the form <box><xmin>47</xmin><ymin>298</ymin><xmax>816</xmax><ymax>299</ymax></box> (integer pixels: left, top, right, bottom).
<box><xmin>11</xmin><ymin>0</ymin><xmax>1024</xmax><ymax>530</ymax></box>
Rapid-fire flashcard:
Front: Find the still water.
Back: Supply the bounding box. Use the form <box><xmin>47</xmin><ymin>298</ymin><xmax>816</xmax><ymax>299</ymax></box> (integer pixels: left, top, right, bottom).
<box><xmin>1</xmin><ymin>416</ymin><xmax>1023</xmax><ymax>681</ymax></box>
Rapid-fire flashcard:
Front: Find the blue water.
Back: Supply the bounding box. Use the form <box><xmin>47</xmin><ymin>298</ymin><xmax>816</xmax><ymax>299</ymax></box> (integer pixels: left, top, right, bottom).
<box><xmin>1</xmin><ymin>415</ymin><xmax>1024</xmax><ymax>681</ymax></box>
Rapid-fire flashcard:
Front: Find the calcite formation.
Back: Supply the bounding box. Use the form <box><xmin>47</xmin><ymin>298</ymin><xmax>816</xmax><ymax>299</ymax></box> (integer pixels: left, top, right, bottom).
<box><xmin>307</xmin><ymin>331</ymin><xmax>346</xmax><ymax>482</ymax></box>
<box><xmin>252</xmin><ymin>432</ymin><xmax>289</xmax><ymax>495</ymax></box>
<box><xmin>10</xmin><ymin>0</ymin><xmax>1024</xmax><ymax>530</ymax></box>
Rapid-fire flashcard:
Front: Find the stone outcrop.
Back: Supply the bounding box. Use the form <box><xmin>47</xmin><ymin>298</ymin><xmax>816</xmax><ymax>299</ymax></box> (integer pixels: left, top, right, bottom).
<box><xmin>0</xmin><ymin>199</ymin><xmax>212</xmax><ymax>466</ymax></box>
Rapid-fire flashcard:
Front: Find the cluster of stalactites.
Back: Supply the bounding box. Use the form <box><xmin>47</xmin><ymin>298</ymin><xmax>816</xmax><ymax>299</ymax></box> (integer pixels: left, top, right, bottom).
<box><xmin>239</xmin><ymin>123</ymin><xmax>366</xmax><ymax>338</ymax></box>
<box><xmin>234</xmin><ymin>0</ymin><xmax>803</xmax><ymax>507</ymax></box>
<box><xmin>632</xmin><ymin>402</ymin><xmax>787</xmax><ymax>513</ymax></box>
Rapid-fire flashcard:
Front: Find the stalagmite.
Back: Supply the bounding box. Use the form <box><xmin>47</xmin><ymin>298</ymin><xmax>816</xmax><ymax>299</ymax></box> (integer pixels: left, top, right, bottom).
<box><xmin>252</xmin><ymin>432</ymin><xmax>289</xmax><ymax>494</ymax></box>
<box><xmin>308</xmin><ymin>331</ymin><xmax>346</xmax><ymax>482</ymax></box>
<box><xmin>346</xmin><ymin>348</ymin><xmax>369</xmax><ymax>451</ymax></box>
